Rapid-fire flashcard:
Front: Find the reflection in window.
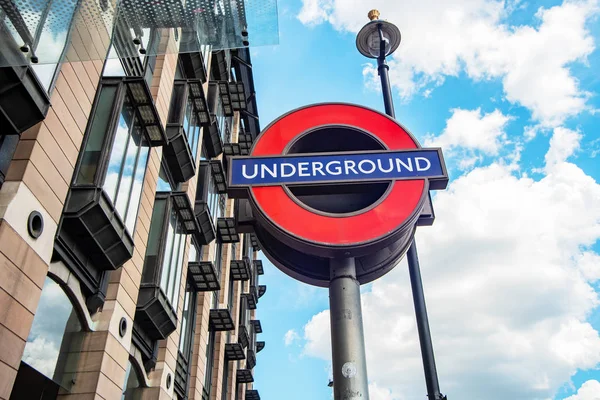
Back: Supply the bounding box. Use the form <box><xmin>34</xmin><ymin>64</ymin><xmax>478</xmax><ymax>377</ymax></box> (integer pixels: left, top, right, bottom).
<box><xmin>183</xmin><ymin>96</ymin><xmax>201</xmax><ymax>162</ymax></box>
<box><xmin>102</xmin><ymin>95</ymin><xmax>149</xmax><ymax>233</ymax></box>
<box><xmin>207</xmin><ymin>176</ymin><xmax>222</xmax><ymax>226</ymax></box>
<box><xmin>188</xmin><ymin>240</ymin><xmax>201</xmax><ymax>262</ymax></box>
<box><xmin>215</xmin><ymin>95</ymin><xmax>228</xmax><ymax>144</ymax></box>
<box><xmin>202</xmin><ymin>292</ymin><xmax>218</xmax><ymax>398</ymax></box>
<box><xmin>201</xmin><ymin>45</ymin><xmax>211</xmax><ymax>72</ymax></box>
<box><xmin>178</xmin><ymin>285</ymin><xmax>196</xmax><ymax>357</ymax></box>
<box><xmin>122</xmin><ymin>361</ymin><xmax>141</xmax><ymax>399</ymax></box>
<box><xmin>21</xmin><ymin>277</ymin><xmax>82</xmax><ymax>387</ymax></box>
<box><xmin>200</xmin><ymin>143</ymin><xmax>208</xmax><ymax>161</ymax></box>
<box><xmin>159</xmin><ymin>208</ymin><xmax>186</xmax><ymax>311</ymax></box>
<box><xmin>76</xmin><ymin>85</ymin><xmax>118</xmax><ymax>184</ymax></box>
<box><xmin>156</xmin><ymin>164</ymin><xmax>174</xmax><ymax>192</ymax></box>
<box><xmin>214</xmin><ymin>243</ymin><xmax>223</xmax><ymax>277</ymax></box>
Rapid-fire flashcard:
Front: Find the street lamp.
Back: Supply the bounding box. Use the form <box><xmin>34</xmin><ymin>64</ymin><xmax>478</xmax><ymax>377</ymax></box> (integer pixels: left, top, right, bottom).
<box><xmin>357</xmin><ymin>10</ymin><xmax>448</xmax><ymax>400</ymax></box>
<box><xmin>356</xmin><ymin>9</ymin><xmax>401</xmax><ymax>117</ymax></box>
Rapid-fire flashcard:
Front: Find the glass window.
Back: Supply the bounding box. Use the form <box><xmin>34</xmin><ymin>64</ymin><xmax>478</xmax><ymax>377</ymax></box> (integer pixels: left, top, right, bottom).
<box><xmin>202</xmin><ymin>292</ymin><xmax>218</xmax><ymax>398</ymax></box>
<box><xmin>159</xmin><ymin>207</ymin><xmax>186</xmax><ymax>311</ymax></box>
<box><xmin>215</xmin><ymin>96</ymin><xmax>227</xmax><ymax>144</ymax></box>
<box><xmin>21</xmin><ymin>277</ymin><xmax>83</xmax><ymax>387</ymax></box>
<box><xmin>75</xmin><ymin>84</ymin><xmax>149</xmax><ymax>235</ymax></box>
<box><xmin>156</xmin><ymin>164</ymin><xmax>174</xmax><ymax>192</ymax></box>
<box><xmin>102</xmin><ymin>95</ymin><xmax>150</xmax><ymax>233</ymax></box>
<box><xmin>189</xmin><ymin>240</ymin><xmax>201</xmax><ymax>262</ymax></box>
<box><xmin>178</xmin><ymin>285</ymin><xmax>196</xmax><ymax>357</ymax></box>
<box><xmin>214</xmin><ymin>243</ymin><xmax>223</xmax><ymax>277</ymax></box>
<box><xmin>122</xmin><ymin>361</ymin><xmax>141</xmax><ymax>399</ymax></box>
<box><xmin>183</xmin><ymin>99</ymin><xmax>201</xmax><ymax>162</ymax></box>
<box><xmin>207</xmin><ymin>176</ymin><xmax>222</xmax><ymax>225</ymax></box>
<box><xmin>76</xmin><ymin>85</ymin><xmax>118</xmax><ymax>184</ymax></box>
<box><xmin>143</xmin><ymin>197</ymin><xmax>167</xmax><ymax>283</ymax></box>
<box><xmin>201</xmin><ymin>45</ymin><xmax>211</xmax><ymax>72</ymax></box>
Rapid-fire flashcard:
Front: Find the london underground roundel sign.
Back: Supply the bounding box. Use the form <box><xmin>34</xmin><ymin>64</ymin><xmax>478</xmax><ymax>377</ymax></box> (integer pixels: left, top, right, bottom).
<box><xmin>228</xmin><ymin>103</ymin><xmax>448</xmax><ymax>286</ymax></box>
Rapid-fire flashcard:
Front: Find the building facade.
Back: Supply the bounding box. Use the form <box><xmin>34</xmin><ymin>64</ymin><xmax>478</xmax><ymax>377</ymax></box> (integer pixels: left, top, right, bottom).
<box><xmin>0</xmin><ymin>6</ymin><xmax>266</xmax><ymax>399</ymax></box>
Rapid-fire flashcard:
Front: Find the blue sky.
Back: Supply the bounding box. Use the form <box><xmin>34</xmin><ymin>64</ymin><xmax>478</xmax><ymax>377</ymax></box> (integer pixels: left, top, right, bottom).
<box><xmin>248</xmin><ymin>1</ymin><xmax>600</xmax><ymax>399</ymax></box>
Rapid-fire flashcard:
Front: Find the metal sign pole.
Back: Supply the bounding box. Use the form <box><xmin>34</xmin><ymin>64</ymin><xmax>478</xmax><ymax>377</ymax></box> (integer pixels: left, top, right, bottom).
<box><xmin>377</xmin><ymin>27</ymin><xmax>446</xmax><ymax>400</ymax></box>
<box><xmin>329</xmin><ymin>257</ymin><xmax>370</xmax><ymax>399</ymax></box>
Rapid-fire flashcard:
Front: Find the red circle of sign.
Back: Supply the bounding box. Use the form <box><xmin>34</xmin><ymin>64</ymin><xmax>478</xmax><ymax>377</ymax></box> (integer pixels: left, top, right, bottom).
<box><xmin>251</xmin><ymin>104</ymin><xmax>426</xmax><ymax>246</ymax></box>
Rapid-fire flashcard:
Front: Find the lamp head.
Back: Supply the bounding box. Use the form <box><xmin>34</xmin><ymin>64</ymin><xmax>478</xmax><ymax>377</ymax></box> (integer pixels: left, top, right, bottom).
<box><xmin>356</xmin><ymin>13</ymin><xmax>401</xmax><ymax>59</ymax></box>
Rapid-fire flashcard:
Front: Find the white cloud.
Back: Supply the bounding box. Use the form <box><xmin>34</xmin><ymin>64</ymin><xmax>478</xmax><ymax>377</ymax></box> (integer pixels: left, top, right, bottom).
<box><xmin>425</xmin><ymin>108</ymin><xmax>512</xmax><ymax>155</ymax></box>
<box><xmin>545</xmin><ymin>127</ymin><xmax>583</xmax><ymax>170</ymax></box>
<box><xmin>298</xmin><ymin>0</ymin><xmax>599</xmax><ymax>126</ymax></box>
<box><xmin>564</xmin><ymin>380</ymin><xmax>600</xmax><ymax>400</ymax></box>
<box><xmin>284</xmin><ymin>329</ymin><xmax>301</xmax><ymax>346</ymax></box>
<box><xmin>302</xmin><ymin>146</ymin><xmax>600</xmax><ymax>399</ymax></box>
<box><xmin>369</xmin><ymin>382</ymin><xmax>396</xmax><ymax>400</ymax></box>
<box><xmin>22</xmin><ymin>336</ymin><xmax>60</xmax><ymax>378</ymax></box>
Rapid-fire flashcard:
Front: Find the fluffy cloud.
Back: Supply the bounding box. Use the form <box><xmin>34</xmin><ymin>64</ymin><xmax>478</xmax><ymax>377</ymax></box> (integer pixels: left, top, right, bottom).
<box><xmin>564</xmin><ymin>380</ymin><xmax>600</xmax><ymax>400</ymax></box>
<box><xmin>301</xmin><ymin>127</ymin><xmax>600</xmax><ymax>399</ymax></box>
<box><xmin>284</xmin><ymin>329</ymin><xmax>301</xmax><ymax>346</ymax></box>
<box><xmin>425</xmin><ymin>108</ymin><xmax>512</xmax><ymax>154</ymax></box>
<box><xmin>298</xmin><ymin>0</ymin><xmax>598</xmax><ymax>126</ymax></box>
<box><xmin>545</xmin><ymin>127</ymin><xmax>583</xmax><ymax>170</ymax></box>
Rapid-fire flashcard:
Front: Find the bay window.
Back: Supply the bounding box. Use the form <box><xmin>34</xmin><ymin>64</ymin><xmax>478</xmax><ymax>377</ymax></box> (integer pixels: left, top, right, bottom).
<box><xmin>135</xmin><ymin>190</ymin><xmax>201</xmax><ymax>341</ymax></box>
<box><xmin>174</xmin><ymin>276</ymin><xmax>197</xmax><ymax>400</ymax></box>
<box><xmin>164</xmin><ymin>79</ymin><xmax>210</xmax><ymax>182</ymax></box>
<box><xmin>55</xmin><ymin>76</ymin><xmax>167</xmax><ymax>314</ymax></box>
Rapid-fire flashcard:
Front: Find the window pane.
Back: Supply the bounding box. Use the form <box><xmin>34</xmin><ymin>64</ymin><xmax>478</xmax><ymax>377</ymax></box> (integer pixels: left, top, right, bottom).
<box><xmin>168</xmin><ymin>84</ymin><xmax>185</xmax><ymax>124</ymax></box>
<box><xmin>178</xmin><ymin>291</ymin><xmax>190</xmax><ymax>353</ymax></box>
<box><xmin>156</xmin><ymin>164</ymin><xmax>173</xmax><ymax>192</ymax></box>
<box><xmin>122</xmin><ymin>361</ymin><xmax>141</xmax><ymax>399</ymax></box>
<box><xmin>125</xmin><ymin>144</ymin><xmax>148</xmax><ymax>233</ymax></box>
<box><xmin>104</xmin><ymin>96</ymin><xmax>134</xmax><ymax>202</ymax></box>
<box><xmin>77</xmin><ymin>86</ymin><xmax>118</xmax><ymax>184</ymax></box>
<box><xmin>159</xmin><ymin>208</ymin><xmax>177</xmax><ymax>292</ymax></box>
<box><xmin>142</xmin><ymin>197</ymin><xmax>166</xmax><ymax>283</ymax></box>
<box><xmin>171</xmin><ymin>232</ymin><xmax>186</xmax><ymax>310</ymax></box>
<box><xmin>166</xmin><ymin>221</ymin><xmax>183</xmax><ymax>305</ymax></box>
<box><xmin>21</xmin><ymin>277</ymin><xmax>82</xmax><ymax>386</ymax></box>
<box><xmin>114</xmin><ymin>124</ymin><xmax>140</xmax><ymax>222</ymax></box>
<box><xmin>188</xmin><ymin>242</ymin><xmax>198</xmax><ymax>262</ymax></box>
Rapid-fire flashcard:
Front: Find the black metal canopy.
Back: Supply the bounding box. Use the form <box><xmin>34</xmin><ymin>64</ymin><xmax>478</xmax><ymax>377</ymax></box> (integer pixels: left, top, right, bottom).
<box><xmin>123</xmin><ymin>77</ymin><xmax>168</xmax><ymax>146</ymax></box>
<box><xmin>257</xmin><ymin>285</ymin><xmax>266</xmax><ymax>298</ymax></box>
<box><xmin>245</xmin><ymin>390</ymin><xmax>260</xmax><ymax>400</ymax></box>
<box><xmin>209</xmin><ymin>308</ymin><xmax>235</xmax><ymax>331</ymax></box>
<box><xmin>254</xmin><ymin>259</ymin><xmax>264</xmax><ymax>275</ymax></box>
<box><xmin>188</xmin><ymin>261</ymin><xmax>220</xmax><ymax>291</ymax></box>
<box><xmin>230</xmin><ymin>259</ymin><xmax>250</xmax><ymax>281</ymax></box>
<box><xmin>251</xmin><ymin>319</ymin><xmax>262</xmax><ymax>334</ymax></box>
<box><xmin>225</xmin><ymin>342</ymin><xmax>246</xmax><ymax>361</ymax></box>
<box><xmin>236</xmin><ymin>369</ymin><xmax>254</xmax><ymax>384</ymax></box>
<box><xmin>210</xmin><ymin>160</ymin><xmax>227</xmax><ymax>193</ymax></box>
<box><xmin>217</xmin><ymin>218</ymin><xmax>239</xmax><ymax>243</ymax></box>
<box><xmin>256</xmin><ymin>341</ymin><xmax>265</xmax><ymax>353</ymax></box>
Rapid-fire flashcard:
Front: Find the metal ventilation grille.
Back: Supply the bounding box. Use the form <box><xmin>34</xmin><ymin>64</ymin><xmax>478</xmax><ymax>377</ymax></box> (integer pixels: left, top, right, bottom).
<box><xmin>0</xmin><ymin>0</ymin><xmax>279</xmax><ymax>66</ymax></box>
